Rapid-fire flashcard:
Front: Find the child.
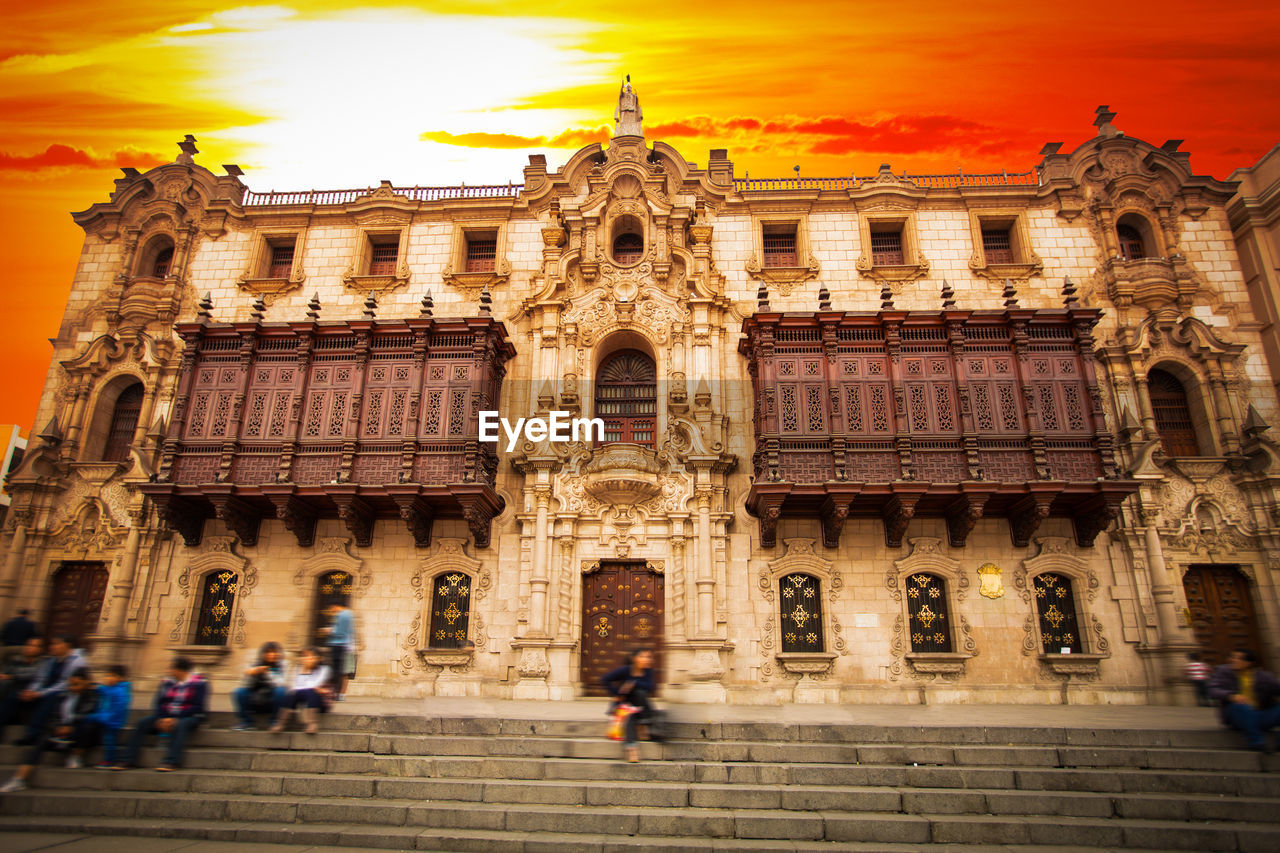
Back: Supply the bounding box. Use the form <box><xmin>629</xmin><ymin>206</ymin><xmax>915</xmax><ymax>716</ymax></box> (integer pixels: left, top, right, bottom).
<box><xmin>0</xmin><ymin>667</ymin><xmax>100</xmax><ymax>792</ymax></box>
<box><xmin>90</xmin><ymin>665</ymin><xmax>131</xmax><ymax>769</ymax></box>
<box><xmin>271</xmin><ymin>647</ymin><xmax>330</xmax><ymax>735</ymax></box>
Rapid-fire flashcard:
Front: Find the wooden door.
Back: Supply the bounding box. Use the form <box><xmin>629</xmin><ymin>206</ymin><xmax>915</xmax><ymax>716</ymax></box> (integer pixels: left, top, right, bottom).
<box><xmin>580</xmin><ymin>561</ymin><xmax>663</xmax><ymax>695</ymax></box>
<box><xmin>1183</xmin><ymin>565</ymin><xmax>1264</xmax><ymax>667</ymax></box>
<box><xmin>44</xmin><ymin>562</ymin><xmax>109</xmax><ymax>646</ymax></box>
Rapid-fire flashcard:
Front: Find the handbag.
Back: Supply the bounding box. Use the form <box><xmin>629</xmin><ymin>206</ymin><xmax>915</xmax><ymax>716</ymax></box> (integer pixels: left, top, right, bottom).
<box><xmin>606</xmin><ymin>704</ymin><xmax>638</xmax><ymax>742</ymax></box>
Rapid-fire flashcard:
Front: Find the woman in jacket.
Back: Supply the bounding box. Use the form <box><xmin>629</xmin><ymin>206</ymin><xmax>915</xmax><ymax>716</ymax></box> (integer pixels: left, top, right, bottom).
<box><xmin>601</xmin><ymin>648</ymin><xmax>656</xmax><ymax>763</ymax></box>
<box><xmin>232</xmin><ymin>642</ymin><xmax>287</xmax><ymax>731</ymax></box>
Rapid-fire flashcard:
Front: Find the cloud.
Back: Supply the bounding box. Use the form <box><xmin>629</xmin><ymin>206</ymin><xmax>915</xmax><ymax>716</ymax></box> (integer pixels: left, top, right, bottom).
<box><xmin>0</xmin><ymin>143</ymin><xmax>165</xmax><ymax>172</ymax></box>
<box><xmin>422</xmin><ymin>126</ymin><xmax>610</xmax><ymax>150</ymax></box>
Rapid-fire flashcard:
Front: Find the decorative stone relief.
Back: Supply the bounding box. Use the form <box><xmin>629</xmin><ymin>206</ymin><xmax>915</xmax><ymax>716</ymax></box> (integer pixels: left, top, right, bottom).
<box><xmin>756</xmin><ymin>539</ymin><xmax>848</xmax><ymax>683</ymax></box>
<box><xmin>399</xmin><ymin>539</ymin><xmax>490</xmax><ymax>675</ymax></box>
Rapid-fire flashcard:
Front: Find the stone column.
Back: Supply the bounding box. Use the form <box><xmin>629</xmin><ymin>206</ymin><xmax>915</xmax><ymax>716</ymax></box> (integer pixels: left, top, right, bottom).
<box><xmin>1140</xmin><ymin>507</ymin><xmax>1183</xmax><ymax>643</ymax></box>
<box><xmin>0</xmin><ymin>509</ymin><xmax>32</xmax><ymax>610</ymax></box>
<box><xmin>1206</xmin><ymin>362</ymin><xmax>1239</xmax><ymax>453</ymax></box>
<box><xmin>1133</xmin><ymin>374</ymin><xmax>1158</xmax><ymax>439</ymax></box>
<box><xmin>63</xmin><ymin>378</ymin><xmax>92</xmax><ymax>457</ymax></box>
<box><xmin>694</xmin><ymin>485</ymin><xmax>714</xmax><ymax>637</ymax></box>
<box><xmin>529</xmin><ymin>485</ymin><xmax>552</xmax><ymax>637</ymax></box>
<box><xmin>101</xmin><ymin>505</ymin><xmax>146</xmax><ymax>636</ymax></box>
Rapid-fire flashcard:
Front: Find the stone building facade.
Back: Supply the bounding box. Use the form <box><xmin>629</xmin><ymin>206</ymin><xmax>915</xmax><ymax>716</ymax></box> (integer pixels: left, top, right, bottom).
<box><xmin>2</xmin><ymin>90</ymin><xmax>1277</xmax><ymax>704</ymax></box>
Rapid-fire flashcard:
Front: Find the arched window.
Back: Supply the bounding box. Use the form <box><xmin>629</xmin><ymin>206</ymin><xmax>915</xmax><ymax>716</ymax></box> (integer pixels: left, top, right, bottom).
<box><xmin>310</xmin><ymin>570</ymin><xmax>353</xmax><ymax>643</ymax></box>
<box><xmin>1148</xmin><ymin>368</ymin><xmax>1202</xmax><ymax>457</ymax></box>
<box><xmin>102</xmin><ymin>383</ymin><xmax>143</xmax><ymax>463</ymax></box>
<box><xmin>595</xmin><ymin>350</ymin><xmax>657</xmax><ymax>447</ymax></box>
<box><xmin>905</xmin><ymin>572</ymin><xmax>952</xmax><ymax>652</ymax></box>
<box><xmin>779</xmin><ymin>573</ymin><xmax>824</xmax><ymax>652</ymax></box>
<box><xmin>137</xmin><ymin>235</ymin><xmax>175</xmax><ymax>279</ymax></box>
<box><xmin>612</xmin><ymin>232</ymin><xmax>644</xmax><ymax>264</ymax></box>
<box><xmin>428</xmin><ymin>572</ymin><xmax>472</xmax><ymax>648</ymax></box>
<box><xmin>1117</xmin><ymin>224</ymin><xmax>1146</xmax><ymax>261</ymax></box>
<box><xmin>152</xmin><ymin>246</ymin><xmax>174</xmax><ymax>277</ymax></box>
<box><xmin>1033</xmin><ymin>572</ymin><xmax>1082</xmax><ymax>653</ymax></box>
<box><xmin>194</xmin><ymin>570</ymin><xmax>238</xmax><ymax>646</ymax></box>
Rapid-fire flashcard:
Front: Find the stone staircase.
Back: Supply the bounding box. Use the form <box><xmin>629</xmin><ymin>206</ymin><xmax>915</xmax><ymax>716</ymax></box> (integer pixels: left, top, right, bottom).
<box><xmin>1</xmin><ymin>711</ymin><xmax>1279</xmax><ymax>851</ymax></box>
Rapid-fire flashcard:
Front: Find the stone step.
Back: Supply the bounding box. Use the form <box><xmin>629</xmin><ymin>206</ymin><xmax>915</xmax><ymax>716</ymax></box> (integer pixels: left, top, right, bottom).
<box><xmin>22</xmin><ymin>765</ymin><xmax>1280</xmax><ymax>823</ymax></box>
<box><xmin>1</xmin><ymin>795</ymin><xmax>1276</xmax><ymax>850</ymax></box>
<box><xmin>198</xmin><ymin>711</ymin><xmax>1246</xmax><ymax>748</ymax></box>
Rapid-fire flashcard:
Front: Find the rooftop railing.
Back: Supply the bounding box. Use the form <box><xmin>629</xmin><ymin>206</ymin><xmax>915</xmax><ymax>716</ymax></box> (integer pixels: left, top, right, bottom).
<box><xmin>734</xmin><ymin>170</ymin><xmax>1039</xmax><ymax>192</ymax></box>
<box><xmin>243</xmin><ymin>184</ymin><xmax>524</xmax><ymax>207</ymax></box>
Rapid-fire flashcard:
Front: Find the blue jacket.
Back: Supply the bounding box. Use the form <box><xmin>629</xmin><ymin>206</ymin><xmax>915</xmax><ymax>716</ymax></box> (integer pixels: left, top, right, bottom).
<box><xmin>602</xmin><ymin>665</ymin><xmax>655</xmax><ymax>699</ymax></box>
<box><xmin>89</xmin><ymin>681</ymin><xmax>132</xmax><ymax>730</ymax></box>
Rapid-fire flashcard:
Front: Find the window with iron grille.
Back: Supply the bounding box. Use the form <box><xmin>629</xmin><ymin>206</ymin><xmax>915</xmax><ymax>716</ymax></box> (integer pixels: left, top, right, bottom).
<box><xmin>905</xmin><ymin>572</ymin><xmax>952</xmax><ymax>652</ymax></box>
<box><xmin>762</xmin><ymin>225</ymin><xmax>798</xmax><ymax>267</ymax></box>
<box><xmin>612</xmin><ymin>232</ymin><xmax>644</xmax><ymax>265</ymax></box>
<box><xmin>465</xmin><ymin>234</ymin><xmax>497</xmax><ymax>272</ymax></box>
<box><xmin>368</xmin><ymin>238</ymin><xmax>399</xmax><ymax>276</ymax></box>
<box><xmin>429</xmin><ymin>572</ymin><xmax>472</xmax><ymax>648</ymax></box>
<box><xmin>152</xmin><ymin>247</ymin><xmax>174</xmax><ymax>278</ymax></box>
<box><xmin>102</xmin><ymin>383</ymin><xmax>143</xmax><ymax>463</ymax></box>
<box><xmin>595</xmin><ymin>350</ymin><xmax>657</xmax><ymax>447</ymax></box>
<box><xmin>194</xmin><ymin>570</ymin><xmax>238</xmax><ymax>646</ymax></box>
<box><xmin>779</xmin><ymin>573</ymin><xmax>824</xmax><ymax>652</ymax></box>
<box><xmin>310</xmin><ymin>570</ymin><xmax>353</xmax><ymax>643</ymax></box>
<box><xmin>981</xmin><ymin>227</ymin><xmax>1014</xmax><ymax>264</ymax></box>
<box><xmin>870</xmin><ymin>229</ymin><xmax>904</xmax><ymax>265</ymax></box>
<box><xmin>267</xmin><ymin>241</ymin><xmax>295</xmax><ymax>278</ymax></box>
<box><xmin>1033</xmin><ymin>572</ymin><xmax>1082</xmax><ymax>653</ymax></box>
<box><xmin>1148</xmin><ymin>368</ymin><xmax>1201</xmax><ymax>456</ymax></box>
<box><xmin>1117</xmin><ymin>224</ymin><xmax>1146</xmax><ymax>261</ymax></box>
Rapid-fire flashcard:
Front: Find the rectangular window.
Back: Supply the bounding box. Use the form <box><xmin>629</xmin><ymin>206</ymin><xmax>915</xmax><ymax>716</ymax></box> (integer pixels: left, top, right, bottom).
<box><xmin>368</xmin><ymin>238</ymin><xmax>399</xmax><ymax>276</ymax></box>
<box><xmin>870</xmin><ymin>229</ymin><xmax>904</xmax><ymax>266</ymax></box>
<box><xmin>464</xmin><ymin>234</ymin><xmax>497</xmax><ymax>273</ymax></box>
<box><xmin>267</xmin><ymin>241</ymin><xmax>295</xmax><ymax>279</ymax></box>
<box><xmin>982</xmin><ymin>227</ymin><xmax>1014</xmax><ymax>264</ymax></box>
<box><xmin>762</xmin><ymin>225</ymin><xmax>798</xmax><ymax>267</ymax></box>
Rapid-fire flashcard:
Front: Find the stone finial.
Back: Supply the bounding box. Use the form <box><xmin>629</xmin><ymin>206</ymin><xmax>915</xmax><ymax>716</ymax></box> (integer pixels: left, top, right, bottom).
<box><xmin>818</xmin><ymin>284</ymin><xmax>832</xmax><ymax>311</ymax></box>
<box><xmin>757</xmin><ymin>283</ymin><xmax>770</xmax><ymax>312</ymax></box>
<box><xmin>941</xmin><ymin>279</ymin><xmax>956</xmax><ymax>309</ymax></box>
<box><xmin>196</xmin><ymin>292</ymin><xmax>214</xmax><ymax>322</ymax></box>
<box><xmin>419</xmin><ymin>289</ymin><xmax>434</xmax><ymax>319</ymax></box>
<box><xmin>1062</xmin><ymin>275</ymin><xmax>1080</xmax><ymax>309</ymax></box>
<box><xmin>362</xmin><ymin>293</ymin><xmax>378</xmax><ymax>320</ymax></box>
<box><xmin>223</xmin><ymin>164</ymin><xmax>244</xmax><ymax>178</ymax></box>
<box><xmin>305</xmin><ymin>292</ymin><xmax>321</xmax><ymax>320</ymax></box>
<box><xmin>478</xmin><ymin>284</ymin><xmax>493</xmax><ymax>316</ymax></box>
<box><xmin>1001</xmin><ymin>278</ymin><xmax>1019</xmax><ymax>309</ymax></box>
<box><xmin>250</xmin><ymin>296</ymin><xmax>266</xmax><ymax>322</ymax></box>
<box><xmin>37</xmin><ymin>416</ymin><xmax>63</xmax><ymax>445</ymax></box>
<box><xmin>1243</xmin><ymin>404</ymin><xmax>1271</xmax><ymax>439</ymax></box>
<box><xmin>1093</xmin><ymin>105</ymin><xmax>1118</xmax><ymax>137</ymax></box>
<box><xmin>614</xmin><ymin>75</ymin><xmax>644</xmax><ymax>137</ymax></box>
<box><xmin>880</xmin><ymin>282</ymin><xmax>894</xmax><ymax>310</ymax></box>
<box><xmin>175</xmin><ymin>134</ymin><xmax>199</xmax><ymax>165</ymax></box>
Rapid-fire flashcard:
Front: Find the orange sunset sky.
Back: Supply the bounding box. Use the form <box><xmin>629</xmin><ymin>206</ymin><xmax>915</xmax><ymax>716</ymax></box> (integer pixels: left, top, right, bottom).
<box><xmin>2</xmin><ymin>1</ymin><xmax>1278</xmax><ymax>430</ymax></box>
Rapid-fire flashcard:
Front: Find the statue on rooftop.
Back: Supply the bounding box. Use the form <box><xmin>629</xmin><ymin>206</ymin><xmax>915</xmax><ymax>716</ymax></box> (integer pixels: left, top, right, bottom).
<box><xmin>614</xmin><ymin>76</ymin><xmax>643</xmax><ymax>138</ymax></box>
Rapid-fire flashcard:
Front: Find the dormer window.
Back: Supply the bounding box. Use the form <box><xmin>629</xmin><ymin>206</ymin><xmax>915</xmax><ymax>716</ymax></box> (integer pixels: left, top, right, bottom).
<box><xmin>267</xmin><ymin>241</ymin><xmax>295</xmax><ymax>278</ymax></box>
<box><xmin>465</xmin><ymin>233</ymin><xmax>497</xmax><ymax>272</ymax></box>
<box><xmin>870</xmin><ymin>228</ymin><xmax>905</xmax><ymax>266</ymax></box>
<box><xmin>368</xmin><ymin>237</ymin><xmax>399</xmax><ymax>276</ymax></box>
<box><xmin>981</xmin><ymin>227</ymin><xmax>1014</xmax><ymax>265</ymax></box>
<box><xmin>763</xmin><ymin>224</ymin><xmax>798</xmax><ymax>267</ymax></box>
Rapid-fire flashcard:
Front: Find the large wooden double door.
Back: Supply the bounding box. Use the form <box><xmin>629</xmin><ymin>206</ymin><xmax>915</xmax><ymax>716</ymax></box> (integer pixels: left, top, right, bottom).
<box><xmin>580</xmin><ymin>561</ymin><xmax>664</xmax><ymax>695</ymax></box>
<box><xmin>44</xmin><ymin>562</ymin><xmax>109</xmax><ymax>646</ymax></box>
<box><xmin>1182</xmin><ymin>565</ymin><xmax>1264</xmax><ymax>667</ymax></box>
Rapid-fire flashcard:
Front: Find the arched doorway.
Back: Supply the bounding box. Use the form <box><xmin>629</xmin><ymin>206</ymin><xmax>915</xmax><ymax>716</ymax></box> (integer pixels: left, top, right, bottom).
<box><xmin>1182</xmin><ymin>565</ymin><xmax>1264</xmax><ymax>667</ymax></box>
<box><xmin>580</xmin><ymin>561</ymin><xmax>664</xmax><ymax>695</ymax></box>
<box><xmin>44</xmin><ymin>562</ymin><xmax>109</xmax><ymax>646</ymax></box>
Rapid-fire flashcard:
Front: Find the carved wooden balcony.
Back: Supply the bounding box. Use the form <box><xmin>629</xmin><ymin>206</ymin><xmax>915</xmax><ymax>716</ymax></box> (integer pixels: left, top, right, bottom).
<box><xmin>740</xmin><ymin>309</ymin><xmax>1136</xmax><ymax>550</ymax></box>
<box><xmin>141</xmin><ymin>315</ymin><xmax>515</xmax><ymax>550</ymax></box>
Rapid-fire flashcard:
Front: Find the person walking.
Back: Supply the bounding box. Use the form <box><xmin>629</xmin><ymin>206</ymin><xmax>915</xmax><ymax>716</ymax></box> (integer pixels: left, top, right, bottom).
<box><xmin>1</xmin><ymin>610</ymin><xmax>38</xmax><ymax>648</ymax></box>
<box><xmin>602</xmin><ymin>648</ymin><xmax>657</xmax><ymax>764</ymax></box>
<box><xmin>319</xmin><ymin>604</ymin><xmax>354</xmax><ymax>700</ymax></box>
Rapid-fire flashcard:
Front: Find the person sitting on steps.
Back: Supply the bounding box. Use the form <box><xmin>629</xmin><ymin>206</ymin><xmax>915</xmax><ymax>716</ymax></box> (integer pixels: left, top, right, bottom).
<box><xmin>232</xmin><ymin>642</ymin><xmax>287</xmax><ymax>732</ymax></box>
<box><xmin>1209</xmin><ymin>648</ymin><xmax>1280</xmax><ymax>753</ymax></box>
<box><xmin>114</xmin><ymin>656</ymin><xmax>208</xmax><ymax>772</ymax></box>
<box><xmin>602</xmin><ymin>647</ymin><xmax>656</xmax><ymax>764</ymax></box>
<box><xmin>271</xmin><ymin>647</ymin><xmax>330</xmax><ymax>735</ymax></box>
<box><xmin>1</xmin><ymin>667</ymin><xmax>101</xmax><ymax>792</ymax></box>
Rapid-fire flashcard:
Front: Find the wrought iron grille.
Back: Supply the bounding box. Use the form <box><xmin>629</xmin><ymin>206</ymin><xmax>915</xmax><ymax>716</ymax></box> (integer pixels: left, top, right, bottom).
<box><xmin>870</xmin><ymin>230</ymin><xmax>905</xmax><ymax>265</ymax></box>
<box><xmin>595</xmin><ymin>351</ymin><xmax>657</xmax><ymax>447</ymax></box>
<box><xmin>195</xmin><ymin>570</ymin><xmax>238</xmax><ymax>646</ymax></box>
<box><xmin>428</xmin><ymin>572</ymin><xmax>472</xmax><ymax>648</ymax></box>
<box><xmin>612</xmin><ymin>233</ymin><xmax>644</xmax><ymax>264</ymax></box>
<box><xmin>905</xmin><ymin>572</ymin><xmax>952</xmax><ymax>652</ymax></box>
<box><xmin>779</xmin><ymin>573</ymin><xmax>824</xmax><ymax>652</ymax></box>
<box><xmin>368</xmin><ymin>239</ymin><xmax>399</xmax><ymax>276</ymax></box>
<box><xmin>268</xmin><ymin>243</ymin><xmax>295</xmax><ymax>278</ymax></box>
<box><xmin>981</xmin><ymin>228</ymin><xmax>1014</xmax><ymax>264</ymax></box>
<box><xmin>310</xmin><ymin>570</ymin><xmax>353</xmax><ymax>643</ymax></box>
<box><xmin>1148</xmin><ymin>368</ymin><xmax>1201</xmax><ymax>457</ymax></box>
<box><xmin>1033</xmin><ymin>572</ymin><xmax>1082</xmax><ymax>653</ymax></box>
<box><xmin>1117</xmin><ymin>224</ymin><xmax>1146</xmax><ymax>261</ymax></box>
<box><xmin>465</xmin><ymin>236</ymin><xmax>497</xmax><ymax>272</ymax></box>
